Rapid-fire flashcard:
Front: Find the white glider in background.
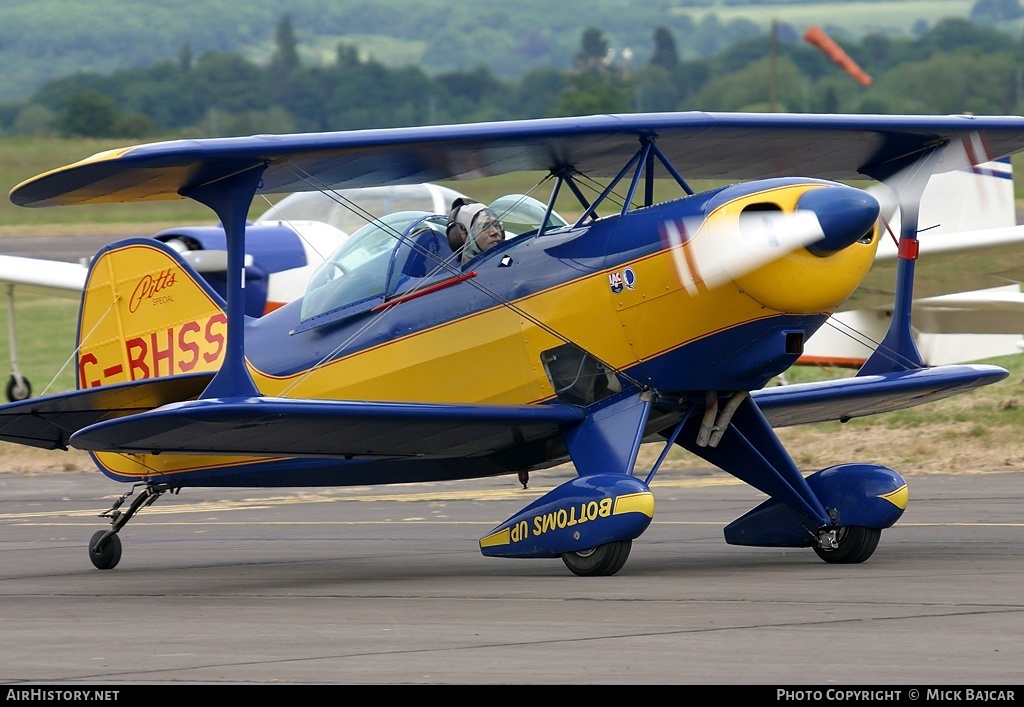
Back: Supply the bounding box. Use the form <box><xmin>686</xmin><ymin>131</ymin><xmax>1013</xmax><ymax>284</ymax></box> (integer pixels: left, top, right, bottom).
<box><xmin>800</xmin><ymin>157</ymin><xmax>1024</xmax><ymax>369</ymax></box>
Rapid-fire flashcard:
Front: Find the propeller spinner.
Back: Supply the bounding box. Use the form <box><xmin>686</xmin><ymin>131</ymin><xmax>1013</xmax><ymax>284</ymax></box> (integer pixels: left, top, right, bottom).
<box><xmin>665</xmin><ymin>181</ymin><xmax>881</xmax><ymax>313</ymax></box>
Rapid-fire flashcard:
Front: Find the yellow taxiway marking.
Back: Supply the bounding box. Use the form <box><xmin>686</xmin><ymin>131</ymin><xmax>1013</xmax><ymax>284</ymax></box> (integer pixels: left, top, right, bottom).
<box><xmin>4</xmin><ymin>476</ymin><xmax>1023</xmax><ymax>528</ymax></box>
<box><xmin>0</xmin><ymin>475</ymin><xmax>748</xmax><ymax>522</ymax></box>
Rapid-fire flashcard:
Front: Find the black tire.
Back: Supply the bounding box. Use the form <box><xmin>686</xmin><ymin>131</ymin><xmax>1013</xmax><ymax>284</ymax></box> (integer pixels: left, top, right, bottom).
<box><xmin>813</xmin><ymin>526</ymin><xmax>881</xmax><ymax>564</ymax></box>
<box><xmin>89</xmin><ymin>530</ymin><xmax>122</xmax><ymax>570</ymax></box>
<box><xmin>561</xmin><ymin>540</ymin><xmax>631</xmax><ymax>576</ymax></box>
<box><xmin>5</xmin><ymin>374</ymin><xmax>30</xmax><ymax>402</ymax></box>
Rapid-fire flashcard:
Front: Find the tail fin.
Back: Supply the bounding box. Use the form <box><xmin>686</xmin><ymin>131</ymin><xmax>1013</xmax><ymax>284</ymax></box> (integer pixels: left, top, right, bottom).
<box><xmin>920</xmin><ymin>156</ymin><xmax>1016</xmax><ymax>232</ymax></box>
<box><xmin>77</xmin><ymin>238</ymin><xmax>228</xmax><ymax>390</ymax></box>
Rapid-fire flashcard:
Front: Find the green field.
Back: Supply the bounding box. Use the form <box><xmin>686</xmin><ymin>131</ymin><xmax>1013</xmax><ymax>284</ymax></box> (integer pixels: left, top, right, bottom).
<box><xmin>690</xmin><ymin>0</ymin><xmax>986</xmax><ymax>36</ymax></box>
<box><xmin>0</xmin><ymin>138</ymin><xmax>231</xmax><ymax>235</ymax></box>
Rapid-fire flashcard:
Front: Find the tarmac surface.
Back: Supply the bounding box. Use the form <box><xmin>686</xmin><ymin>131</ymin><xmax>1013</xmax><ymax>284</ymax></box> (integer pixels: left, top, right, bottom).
<box><xmin>0</xmin><ymin>234</ymin><xmax>136</xmax><ymax>262</ymax></box>
<box><xmin>0</xmin><ymin>466</ymin><xmax>1021</xmax><ymax>686</ymax></box>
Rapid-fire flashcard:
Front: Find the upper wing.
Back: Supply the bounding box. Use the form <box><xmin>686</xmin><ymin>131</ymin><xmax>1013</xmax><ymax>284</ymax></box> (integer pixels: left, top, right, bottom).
<box><xmin>14</xmin><ymin>113</ymin><xmax>1024</xmax><ymax>207</ymax></box>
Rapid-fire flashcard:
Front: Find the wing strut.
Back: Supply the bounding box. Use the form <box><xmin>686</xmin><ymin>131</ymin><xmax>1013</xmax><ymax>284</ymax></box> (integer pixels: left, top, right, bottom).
<box><xmin>181</xmin><ymin>165</ymin><xmax>267</xmax><ymax>399</ymax></box>
<box><xmin>622</xmin><ymin>140</ymin><xmax>655</xmax><ymax>216</ymax></box>
<box><xmin>568</xmin><ymin>137</ymin><xmax>696</xmax><ymax>226</ymax></box>
<box><xmin>673</xmin><ymin>394</ymin><xmax>832</xmax><ymax>526</ymax></box>
<box><xmin>573</xmin><ymin>148</ymin><xmax>645</xmax><ymax>227</ymax></box>
<box><xmin>858</xmin><ymin>160</ymin><xmax>930</xmax><ymax>375</ymax></box>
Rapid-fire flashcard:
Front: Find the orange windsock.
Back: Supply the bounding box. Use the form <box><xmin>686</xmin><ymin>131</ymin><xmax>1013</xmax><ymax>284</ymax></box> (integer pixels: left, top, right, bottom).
<box><xmin>804</xmin><ymin>25</ymin><xmax>872</xmax><ymax>87</ymax></box>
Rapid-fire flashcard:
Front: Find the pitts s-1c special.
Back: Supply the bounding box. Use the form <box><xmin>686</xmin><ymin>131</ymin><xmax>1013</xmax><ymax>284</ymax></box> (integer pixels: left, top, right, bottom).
<box><xmin>4</xmin><ymin>111</ymin><xmax>1023</xmax><ymax>576</ymax></box>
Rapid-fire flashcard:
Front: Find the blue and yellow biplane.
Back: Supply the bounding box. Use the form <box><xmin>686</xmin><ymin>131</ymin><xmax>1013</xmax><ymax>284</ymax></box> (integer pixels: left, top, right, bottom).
<box><xmin>5</xmin><ymin>111</ymin><xmax>1024</xmax><ymax>576</ymax></box>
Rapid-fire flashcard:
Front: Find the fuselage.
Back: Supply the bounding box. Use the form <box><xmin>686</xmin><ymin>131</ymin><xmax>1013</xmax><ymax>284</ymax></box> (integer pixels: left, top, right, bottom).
<box><xmin>82</xmin><ymin>177</ymin><xmax>881</xmax><ymax>484</ymax></box>
<box><xmin>244</xmin><ymin>177</ymin><xmax>881</xmax><ymax>404</ymax></box>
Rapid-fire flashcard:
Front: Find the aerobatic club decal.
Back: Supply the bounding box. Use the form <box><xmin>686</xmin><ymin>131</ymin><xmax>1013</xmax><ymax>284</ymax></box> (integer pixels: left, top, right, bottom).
<box><xmin>608</xmin><ymin>267</ymin><xmax>636</xmax><ymax>294</ymax></box>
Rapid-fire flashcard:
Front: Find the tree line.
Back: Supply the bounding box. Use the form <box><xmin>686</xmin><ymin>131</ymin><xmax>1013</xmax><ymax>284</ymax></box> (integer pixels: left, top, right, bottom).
<box><xmin>3</xmin><ymin>14</ymin><xmax>1024</xmax><ymax>141</ymax></box>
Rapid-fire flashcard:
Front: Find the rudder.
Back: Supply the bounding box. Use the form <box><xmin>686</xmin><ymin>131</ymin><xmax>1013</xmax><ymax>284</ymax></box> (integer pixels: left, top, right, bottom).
<box><xmin>77</xmin><ymin>238</ymin><xmax>228</xmax><ymax>390</ymax></box>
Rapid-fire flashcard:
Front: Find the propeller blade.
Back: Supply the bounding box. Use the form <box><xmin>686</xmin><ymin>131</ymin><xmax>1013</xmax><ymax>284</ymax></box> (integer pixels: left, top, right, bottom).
<box><xmin>665</xmin><ymin>209</ymin><xmax>825</xmax><ymax>296</ymax></box>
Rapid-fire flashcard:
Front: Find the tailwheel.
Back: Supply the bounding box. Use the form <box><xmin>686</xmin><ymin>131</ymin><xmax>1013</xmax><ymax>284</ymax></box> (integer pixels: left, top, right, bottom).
<box><xmin>86</xmin><ymin>482</ymin><xmax>173</xmax><ymax>570</ymax></box>
<box><xmin>813</xmin><ymin>526</ymin><xmax>881</xmax><ymax>564</ymax></box>
<box><xmin>561</xmin><ymin>539</ymin><xmax>631</xmax><ymax>576</ymax></box>
<box><xmin>5</xmin><ymin>374</ymin><xmax>30</xmax><ymax>402</ymax></box>
<box><xmin>88</xmin><ymin>530</ymin><xmax>122</xmax><ymax>570</ymax></box>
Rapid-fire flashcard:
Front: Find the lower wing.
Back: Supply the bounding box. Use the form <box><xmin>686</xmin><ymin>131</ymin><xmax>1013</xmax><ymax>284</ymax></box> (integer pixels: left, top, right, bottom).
<box><xmin>0</xmin><ymin>364</ymin><xmax>1004</xmax><ymax>456</ymax></box>
<box><xmin>0</xmin><ymin>374</ymin><xmax>214</xmax><ymax>449</ymax></box>
<box><xmin>752</xmin><ymin>363</ymin><xmax>1007</xmax><ymax>428</ymax></box>
<box><xmin>54</xmin><ymin>396</ymin><xmax>585</xmax><ymax>459</ymax></box>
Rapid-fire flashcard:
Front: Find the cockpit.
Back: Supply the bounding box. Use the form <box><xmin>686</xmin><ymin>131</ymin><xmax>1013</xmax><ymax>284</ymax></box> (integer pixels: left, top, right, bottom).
<box><xmin>299</xmin><ymin>194</ymin><xmax>567</xmax><ymax>326</ymax></box>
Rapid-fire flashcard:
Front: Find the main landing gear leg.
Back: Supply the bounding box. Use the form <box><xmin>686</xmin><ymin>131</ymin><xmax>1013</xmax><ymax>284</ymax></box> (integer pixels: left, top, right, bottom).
<box><xmin>88</xmin><ymin>483</ymin><xmax>176</xmax><ymax>570</ymax></box>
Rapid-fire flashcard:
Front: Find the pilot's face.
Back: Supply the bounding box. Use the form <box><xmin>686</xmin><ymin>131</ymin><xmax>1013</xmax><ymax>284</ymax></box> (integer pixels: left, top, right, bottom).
<box><xmin>471</xmin><ymin>214</ymin><xmax>504</xmax><ymax>252</ymax></box>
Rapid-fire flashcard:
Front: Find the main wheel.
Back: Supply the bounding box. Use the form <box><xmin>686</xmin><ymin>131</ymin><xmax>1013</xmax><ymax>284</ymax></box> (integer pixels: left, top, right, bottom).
<box><xmin>5</xmin><ymin>374</ymin><xmax>30</xmax><ymax>402</ymax></box>
<box><xmin>561</xmin><ymin>540</ymin><xmax>631</xmax><ymax>576</ymax></box>
<box><xmin>88</xmin><ymin>530</ymin><xmax>122</xmax><ymax>570</ymax></box>
<box><xmin>813</xmin><ymin>526</ymin><xmax>881</xmax><ymax>564</ymax></box>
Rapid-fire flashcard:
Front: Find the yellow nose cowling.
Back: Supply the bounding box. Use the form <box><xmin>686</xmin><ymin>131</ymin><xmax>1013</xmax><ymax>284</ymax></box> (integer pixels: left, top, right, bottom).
<box><xmin>707</xmin><ymin>183</ymin><xmax>881</xmax><ymax>314</ymax></box>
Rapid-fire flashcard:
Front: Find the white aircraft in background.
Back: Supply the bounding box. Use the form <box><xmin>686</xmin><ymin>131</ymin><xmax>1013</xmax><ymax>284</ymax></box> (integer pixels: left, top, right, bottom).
<box><xmin>799</xmin><ymin>157</ymin><xmax>1024</xmax><ymax>369</ymax></box>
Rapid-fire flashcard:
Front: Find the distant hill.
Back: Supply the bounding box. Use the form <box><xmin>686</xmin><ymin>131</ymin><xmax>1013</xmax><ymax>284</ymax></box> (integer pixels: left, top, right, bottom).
<box><xmin>0</xmin><ymin>0</ymin><xmax>993</xmax><ymax>101</ymax></box>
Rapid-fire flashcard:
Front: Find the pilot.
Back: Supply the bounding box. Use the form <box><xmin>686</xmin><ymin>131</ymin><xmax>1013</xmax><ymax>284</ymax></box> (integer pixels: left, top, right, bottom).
<box><xmin>446</xmin><ymin>198</ymin><xmax>506</xmax><ymax>264</ymax></box>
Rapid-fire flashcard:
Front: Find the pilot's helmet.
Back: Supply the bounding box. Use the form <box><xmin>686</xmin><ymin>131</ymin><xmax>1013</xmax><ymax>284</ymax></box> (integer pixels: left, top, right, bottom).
<box><xmin>447</xmin><ymin>198</ymin><xmax>505</xmax><ymax>254</ymax></box>
<box><xmin>446</xmin><ymin>199</ymin><xmax>479</xmax><ymax>241</ymax></box>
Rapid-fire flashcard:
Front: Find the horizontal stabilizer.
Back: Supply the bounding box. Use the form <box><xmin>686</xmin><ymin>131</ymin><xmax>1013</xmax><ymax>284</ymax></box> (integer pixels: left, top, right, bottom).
<box><xmin>0</xmin><ymin>373</ymin><xmax>214</xmax><ymax>450</ymax></box>
<box><xmin>68</xmin><ymin>397</ymin><xmax>586</xmax><ymax>458</ymax></box>
<box><xmin>752</xmin><ymin>364</ymin><xmax>1008</xmax><ymax>428</ymax></box>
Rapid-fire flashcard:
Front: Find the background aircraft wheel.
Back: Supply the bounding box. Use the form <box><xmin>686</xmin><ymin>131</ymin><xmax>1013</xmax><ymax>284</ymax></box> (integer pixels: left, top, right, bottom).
<box><xmin>561</xmin><ymin>539</ymin><xmax>631</xmax><ymax>576</ymax></box>
<box><xmin>88</xmin><ymin>531</ymin><xmax>122</xmax><ymax>570</ymax></box>
<box><xmin>813</xmin><ymin>526</ymin><xmax>880</xmax><ymax>564</ymax></box>
<box><xmin>5</xmin><ymin>374</ymin><xmax>30</xmax><ymax>402</ymax></box>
